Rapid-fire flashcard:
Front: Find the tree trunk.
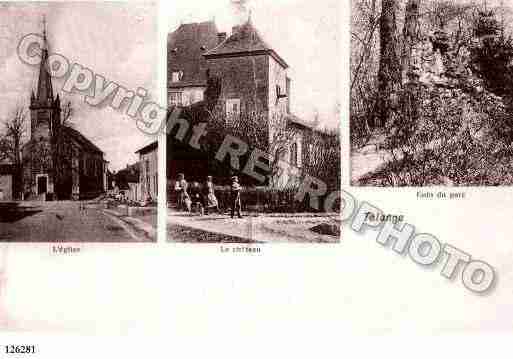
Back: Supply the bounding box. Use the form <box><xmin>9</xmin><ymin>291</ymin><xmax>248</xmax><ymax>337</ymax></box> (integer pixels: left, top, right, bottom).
<box><xmin>401</xmin><ymin>0</ymin><xmax>421</xmax><ymax>135</ymax></box>
<box><xmin>377</xmin><ymin>0</ymin><xmax>401</xmax><ymax>127</ymax></box>
<box><xmin>14</xmin><ymin>137</ymin><xmax>21</xmax><ymax>200</ymax></box>
<box><xmin>402</xmin><ymin>0</ymin><xmax>420</xmax><ymax>83</ymax></box>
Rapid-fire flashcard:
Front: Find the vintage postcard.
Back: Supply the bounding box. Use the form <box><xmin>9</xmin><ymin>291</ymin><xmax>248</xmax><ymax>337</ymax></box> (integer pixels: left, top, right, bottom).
<box><xmin>165</xmin><ymin>0</ymin><xmax>341</xmax><ymax>243</ymax></box>
<box><xmin>0</xmin><ymin>0</ymin><xmax>511</xmax><ymax>351</ymax></box>
<box><xmin>0</xmin><ymin>2</ymin><xmax>158</xmax><ymax>241</ymax></box>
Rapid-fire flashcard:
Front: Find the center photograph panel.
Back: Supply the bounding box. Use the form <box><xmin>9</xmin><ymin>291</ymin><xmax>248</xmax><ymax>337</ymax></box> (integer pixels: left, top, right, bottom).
<box><xmin>165</xmin><ymin>0</ymin><xmax>341</xmax><ymax>243</ymax></box>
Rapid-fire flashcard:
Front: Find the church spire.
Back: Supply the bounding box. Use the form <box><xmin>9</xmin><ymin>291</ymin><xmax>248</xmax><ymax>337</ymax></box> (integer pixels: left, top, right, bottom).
<box><xmin>35</xmin><ymin>15</ymin><xmax>54</xmax><ymax>105</ymax></box>
<box><xmin>42</xmin><ymin>15</ymin><xmax>47</xmax><ymax>49</ymax></box>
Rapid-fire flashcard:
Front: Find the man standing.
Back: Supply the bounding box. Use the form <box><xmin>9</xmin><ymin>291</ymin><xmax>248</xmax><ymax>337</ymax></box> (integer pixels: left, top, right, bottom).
<box><xmin>174</xmin><ymin>173</ymin><xmax>191</xmax><ymax>211</ymax></box>
<box><xmin>230</xmin><ymin>176</ymin><xmax>242</xmax><ymax>219</ymax></box>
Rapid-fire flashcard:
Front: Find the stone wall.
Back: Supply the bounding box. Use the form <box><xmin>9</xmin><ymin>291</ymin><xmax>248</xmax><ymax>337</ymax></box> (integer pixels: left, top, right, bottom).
<box><xmin>0</xmin><ymin>175</ymin><xmax>13</xmax><ymax>201</ymax></box>
<box><xmin>206</xmin><ymin>54</ymin><xmax>269</xmax><ymax>114</ymax></box>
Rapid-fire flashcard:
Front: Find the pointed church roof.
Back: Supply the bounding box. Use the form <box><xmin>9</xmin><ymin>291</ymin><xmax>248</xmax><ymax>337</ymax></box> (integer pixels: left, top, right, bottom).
<box><xmin>203</xmin><ymin>17</ymin><xmax>288</xmax><ymax>69</ymax></box>
<box><xmin>35</xmin><ymin>16</ymin><xmax>54</xmax><ymax>105</ymax></box>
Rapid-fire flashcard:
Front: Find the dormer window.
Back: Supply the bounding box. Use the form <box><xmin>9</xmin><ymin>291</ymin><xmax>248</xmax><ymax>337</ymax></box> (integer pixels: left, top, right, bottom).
<box><xmin>290</xmin><ymin>142</ymin><xmax>298</xmax><ymax>167</ymax></box>
<box><xmin>171</xmin><ymin>71</ymin><xmax>183</xmax><ymax>83</ymax></box>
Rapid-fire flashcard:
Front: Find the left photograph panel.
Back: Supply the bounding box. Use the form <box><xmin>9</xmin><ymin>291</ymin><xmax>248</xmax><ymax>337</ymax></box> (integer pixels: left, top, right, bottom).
<box><xmin>0</xmin><ymin>2</ymin><xmax>159</xmax><ymax>242</ymax></box>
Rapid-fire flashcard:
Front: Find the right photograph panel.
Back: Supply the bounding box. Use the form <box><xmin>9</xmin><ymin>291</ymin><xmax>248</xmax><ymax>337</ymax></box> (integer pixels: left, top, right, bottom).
<box><xmin>351</xmin><ymin>0</ymin><xmax>513</xmax><ymax>186</ymax></box>
<box><xmin>166</xmin><ymin>0</ymin><xmax>341</xmax><ymax>243</ymax></box>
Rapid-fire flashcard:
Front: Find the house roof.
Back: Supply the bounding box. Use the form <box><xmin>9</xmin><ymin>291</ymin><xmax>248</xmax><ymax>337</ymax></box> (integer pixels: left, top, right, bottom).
<box><xmin>115</xmin><ymin>163</ymin><xmax>140</xmax><ymax>185</ymax></box>
<box><xmin>168</xmin><ymin>21</ymin><xmax>220</xmax><ymax>89</ymax></box>
<box><xmin>64</xmin><ymin>127</ymin><xmax>104</xmax><ymax>155</ymax></box>
<box><xmin>286</xmin><ymin>113</ymin><xmax>312</xmax><ymax>129</ymax></box>
<box><xmin>285</xmin><ymin>113</ymin><xmax>339</xmax><ymax>137</ymax></box>
<box><xmin>0</xmin><ymin>164</ymin><xmax>16</xmax><ymax>175</ymax></box>
<box><xmin>135</xmin><ymin>140</ymin><xmax>157</xmax><ymax>154</ymax></box>
<box><xmin>204</xmin><ymin>18</ymin><xmax>289</xmax><ymax>69</ymax></box>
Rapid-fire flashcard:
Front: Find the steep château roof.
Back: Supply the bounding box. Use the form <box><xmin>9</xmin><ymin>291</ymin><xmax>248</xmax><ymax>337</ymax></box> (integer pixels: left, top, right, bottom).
<box><xmin>168</xmin><ymin>21</ymin><xmax>220</xmax><ymax>88</ymax></box>
<box><xmin>204</xmin><ymin>18</ymin><xmax>289</xmax><ymax>69</ymax></box>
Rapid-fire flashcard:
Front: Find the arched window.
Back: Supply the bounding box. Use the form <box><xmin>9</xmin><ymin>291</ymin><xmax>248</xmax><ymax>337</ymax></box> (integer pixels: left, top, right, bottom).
<box><xmin>290</xmin><ymin>142</ymin><xmax>298</xmax><ymax>167</ymax></box>
<box><xmin>276</xmin><ymin>147</ymin><xmax>287</xmax><ymax>161</ymax></box>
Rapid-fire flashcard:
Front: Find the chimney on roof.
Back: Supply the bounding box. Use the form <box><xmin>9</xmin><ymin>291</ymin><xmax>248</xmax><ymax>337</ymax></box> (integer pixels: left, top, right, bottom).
<box><xmin>231</xmin><ymin>0</ymin><xmax>250</xmax><ymax>26</ymax></box>
<box><xmin>217</xmin><ymin>32</ymin><xmax>227</xmax><ymax>44</ymax></box>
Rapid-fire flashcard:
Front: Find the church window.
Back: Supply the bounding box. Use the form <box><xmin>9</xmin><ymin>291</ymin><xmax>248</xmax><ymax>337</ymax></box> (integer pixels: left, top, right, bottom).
<box><xmin>290</xmin><ymin>142</ymin><xmax>298</xmax><ymax>167</ymax></box>
<box><xmin>308</xmin><ymin>144</ymin><xmax>315</xmax><ymax>165</ymax></box>
<box><xmin>276</xmin><ymin>147</ymin><xmax>287</xmax><ymax>161</ymax></box>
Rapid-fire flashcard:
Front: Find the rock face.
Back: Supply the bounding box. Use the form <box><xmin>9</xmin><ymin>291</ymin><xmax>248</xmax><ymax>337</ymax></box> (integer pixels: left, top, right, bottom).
<box><xmin>402</xmin><ymin>26</ymin><xmax>508</xmax><ymax>145</ymax></box>
<box><xmin>405</xmin><ymin>31</ymin><xmax>452</xmax><ymax>88</ymax></box>
<box><xmin>406</xmin><ymin>29</ymin><xmax>485</xmax><ymax>92</ymax></box>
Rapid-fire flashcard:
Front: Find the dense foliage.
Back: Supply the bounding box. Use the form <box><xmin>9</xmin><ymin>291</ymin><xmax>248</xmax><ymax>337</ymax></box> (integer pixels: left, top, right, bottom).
<box><xmin>352</xmin><ymin>0</ymin><xmax>513</xmax><ymax>186</ymax></box>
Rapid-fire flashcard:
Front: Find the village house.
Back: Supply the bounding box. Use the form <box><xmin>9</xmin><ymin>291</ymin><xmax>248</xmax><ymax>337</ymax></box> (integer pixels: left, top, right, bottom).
<box><xmin>113</xmin><ymin>163</ymin><xmax>140</xmax><ymax>202</ymax></box>
<box><xmin>167</xmin><ymin>16</ymin><xmax>331</xmax><ymax>187</ymax></box>
<box><xmin>135</xmin><ymin>141</ymin><xmax>158</xmax><ymax>201</ymax></box>
<box><xmin>21</xmin><ymin>23</ymin><xmax>107</xmax><ymax>200</ymax></box>
<box><xmin>0</xmin><ymin>164</ymin><xmax>15</xmax><ymax>201</ymax></box>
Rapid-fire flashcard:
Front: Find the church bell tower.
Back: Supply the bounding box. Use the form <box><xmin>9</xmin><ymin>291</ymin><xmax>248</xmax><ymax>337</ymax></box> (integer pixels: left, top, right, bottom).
<box><xmin>29</xmin><ymin>16</ymin><xmax>61</xmax><ymax>142</ymax></box>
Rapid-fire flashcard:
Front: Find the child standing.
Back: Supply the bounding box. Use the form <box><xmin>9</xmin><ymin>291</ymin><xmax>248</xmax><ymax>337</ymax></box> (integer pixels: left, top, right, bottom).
<box><xmin>230</xmin><ymin>176</ymin><xmax>242</xmax><ymax>219</ymax></box>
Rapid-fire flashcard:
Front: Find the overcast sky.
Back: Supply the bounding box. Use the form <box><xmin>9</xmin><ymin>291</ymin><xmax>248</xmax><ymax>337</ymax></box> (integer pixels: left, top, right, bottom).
<box><xmin>164</xmin><ymin>0</ymin><xmax>341</xmax><ymax>129</ymax></box>
<box><xmin>0</xmin><ymin>2</ymin><xmax>158</xmax><ymax>172</ymax></box>
<box><xmin>0</xmin><ymin>1</ymin><xmax>340</xmax><ymax>171</ymax></box>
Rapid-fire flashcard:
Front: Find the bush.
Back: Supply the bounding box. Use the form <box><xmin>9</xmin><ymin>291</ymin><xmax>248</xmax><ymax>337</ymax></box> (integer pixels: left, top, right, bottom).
<box><xmin>166</xmin><ymin>182</ymin><xmax>338</xmax><ymax>213</ymax></box>
<box><xmin>365</xmin><ymin>76</ymin><xmax>513</xmax><ymax>186</ymax></box>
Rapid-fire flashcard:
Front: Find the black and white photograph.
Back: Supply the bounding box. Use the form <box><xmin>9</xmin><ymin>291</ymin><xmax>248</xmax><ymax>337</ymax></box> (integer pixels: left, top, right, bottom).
<box><xmin>351</xmin><ymin>0</ymin><xmax>513</xmax><ymax>186</ymax></box>
<box><xmin>0</xmin><ymin>2</ymin><xmax>158</xmax><ymax>241</ymax></box>
<box><xmin>2</xmin><ymin>0</ymin><xmax>513</xmax><ymax>355</ymax></box>
<box><xmin>166</xmin><ymin>0</ymin><xmax>341</xmax><ymax>243</ymax></box>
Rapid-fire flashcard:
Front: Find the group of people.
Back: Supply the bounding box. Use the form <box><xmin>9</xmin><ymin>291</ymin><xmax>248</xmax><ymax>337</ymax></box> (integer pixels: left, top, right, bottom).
<box><xmin>174</xmin><ymin>174</ymin><xmax>242</xmax><ymax>219</ymax></box>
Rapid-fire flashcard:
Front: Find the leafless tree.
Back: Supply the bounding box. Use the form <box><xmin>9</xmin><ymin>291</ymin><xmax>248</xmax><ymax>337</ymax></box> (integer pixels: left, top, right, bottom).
<box><xmin>1</xmin><ymin>106</ymin><xmax>27</xmax><ymax>199</ymax></box>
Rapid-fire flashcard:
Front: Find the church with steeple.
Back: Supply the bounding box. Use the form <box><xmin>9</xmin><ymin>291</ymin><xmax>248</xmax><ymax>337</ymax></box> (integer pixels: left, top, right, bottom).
<box><xmin>22</xmin><ymin>18</ymin><xmax>107</xmax><ymax>200</ymax></box>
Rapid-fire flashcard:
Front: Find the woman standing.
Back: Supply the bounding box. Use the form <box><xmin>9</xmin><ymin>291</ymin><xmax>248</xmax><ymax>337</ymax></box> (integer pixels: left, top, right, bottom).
<box><xmin>204</xmin><ymin>176</ymin><xmax>220</xmax><ymax>215</ymax></box>
<box><xmin>174</xmin><ymin>173</ymin><xmax>191</xmax><ymax>212</ymax></box>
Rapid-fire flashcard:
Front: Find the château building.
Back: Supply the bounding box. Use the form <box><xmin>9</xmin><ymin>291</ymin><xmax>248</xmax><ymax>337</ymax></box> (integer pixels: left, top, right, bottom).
<box><xmin>167</xmin><ymin>16</ymin><xmax>324</xmax><ymax>187</ymax></box>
